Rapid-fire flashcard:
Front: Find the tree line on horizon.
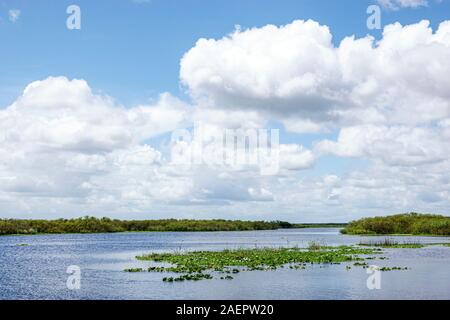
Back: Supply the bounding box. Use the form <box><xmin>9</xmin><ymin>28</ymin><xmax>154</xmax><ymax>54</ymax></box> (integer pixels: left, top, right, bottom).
<box><xmin>0</xmin><ymin>217</ymin><xmax>293</xmax><ymax>235</ymax></box>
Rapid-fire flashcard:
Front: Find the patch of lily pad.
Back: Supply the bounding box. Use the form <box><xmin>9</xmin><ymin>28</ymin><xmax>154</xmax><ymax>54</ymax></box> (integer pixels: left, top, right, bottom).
<box><xmin>125</xmin><ymin>245</ymin><xmax>398</xmax><ymax>282</ymax></box>
<box><xmin>379</xmin><ymin>266</ymin><xmax>408</xmax><ymax>271</ymax></box>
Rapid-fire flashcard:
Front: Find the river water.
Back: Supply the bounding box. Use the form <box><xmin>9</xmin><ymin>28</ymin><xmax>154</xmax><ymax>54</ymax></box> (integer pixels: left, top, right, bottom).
<box><xmin>0</xmin><ymin>228</ymin><xmax>449</xmax><ymax>300</ymax></box>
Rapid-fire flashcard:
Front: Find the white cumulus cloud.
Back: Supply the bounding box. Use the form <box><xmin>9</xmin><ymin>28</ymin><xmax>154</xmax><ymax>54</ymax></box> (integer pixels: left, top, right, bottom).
<box><xmin>2</xmin><ymin>18</ymin><xmax>450</xmax><ymax>221</ymax></box>
<box><xmin>377</xmin><ymin>0</ymin><xmax>428</xmax><ymax>10</ymax></box>
<box><xmin>8</xmin><ymin>9</ymin><xmax>21</xmax><ymax>23</ymax></box>
<box><xmin>181</xmin><ymin>19</ymin><xmax>450</xmax><ymax>132</ymax></box>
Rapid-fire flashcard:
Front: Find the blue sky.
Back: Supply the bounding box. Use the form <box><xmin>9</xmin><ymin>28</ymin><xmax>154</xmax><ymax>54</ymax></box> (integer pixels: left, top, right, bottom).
<box><xmin>0</xmin><ymin>0</ymin><xmax>449</xmax><ymax>221</ymax></box>
<box><xmin>1</xmin><ymin>0</ymin><xmax>449</xmax><ymax>107</ymax></box>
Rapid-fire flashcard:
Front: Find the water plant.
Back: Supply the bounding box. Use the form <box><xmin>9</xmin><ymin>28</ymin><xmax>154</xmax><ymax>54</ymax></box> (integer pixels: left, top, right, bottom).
<box><xmin>379</xmin><ymin>267</ymin><xmax>408</xmax><ymax>271</ymax></box>
<box><xmin>132</xmin><ymin>245</ymin><xmax>384</xmax><ymax>282</ymax></box>
<box><xmin>353</xmin><ymin>262</ymin><xmax>369</xmax><ymax>267</ymax></box>
<box><xmin>124</xmin><ymin>268</ymin><xmax>143</xmax><ymax>273</ymax></box>
<box><xmin>307</xmin><ymin>241</ymin><xmax>323</xmax><ymax>251</ymax></box>
<box><xmin>359</xmin><ymin>238</ymin><xmax>425</xmax><ymax>248</ymax></box>
<box><xmin>163</xmin><ymin>273</ymin><xmax>213</xmax><ymax>282</ymax></box>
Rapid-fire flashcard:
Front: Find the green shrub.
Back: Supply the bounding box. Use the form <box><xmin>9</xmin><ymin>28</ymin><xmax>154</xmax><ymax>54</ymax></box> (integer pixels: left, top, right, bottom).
<box><xmin>341</xmin><ymin>213</ymin><xmax>450</xmax><ymax>236</ymax></box>
<box><xmin>0</xmin><ymin>217</ymin><xmax>292</xmax><ymax>235</ymax></box>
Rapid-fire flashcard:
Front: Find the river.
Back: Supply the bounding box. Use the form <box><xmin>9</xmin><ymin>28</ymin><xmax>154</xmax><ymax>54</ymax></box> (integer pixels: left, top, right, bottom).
<box><xmin>0</xmin><ymin>228</ymin><xmax>449</xmax><ymax>299</ymax></box>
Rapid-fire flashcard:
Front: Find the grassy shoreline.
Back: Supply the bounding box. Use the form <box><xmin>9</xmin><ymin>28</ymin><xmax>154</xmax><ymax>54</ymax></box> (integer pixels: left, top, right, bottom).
<box><xmin>341</xmin><ymin>213</ymin><xmax>450</xmax><ymax>236</ymax></box>
<box><xmin>2</xmin><ymin>213</ymin><xmax>448</xmax><ymax>237</ymax></box>
<box><xmin>0</xmin><ymin>217</ymin><xmax>350</xmax><ymax>236</ymax></box>
<box><xmin>0</xmin><ymin>217</ymin><xmax>296</xmax><ymax>236</ymax></box>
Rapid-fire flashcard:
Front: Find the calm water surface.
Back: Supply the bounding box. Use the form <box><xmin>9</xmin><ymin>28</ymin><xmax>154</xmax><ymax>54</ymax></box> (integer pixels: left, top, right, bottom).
<box><xmin>0</xmin><ymin>228</ymin><xmax>449</xmax><ymax>300</ymax></box>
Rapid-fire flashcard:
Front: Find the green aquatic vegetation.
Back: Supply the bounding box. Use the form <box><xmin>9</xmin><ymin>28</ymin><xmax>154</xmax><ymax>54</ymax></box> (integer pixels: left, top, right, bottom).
<box><xmin>381</xmin><ymin>244</ymin><xmax>424</xmax><ymax>249</ymax></box>
<box><xmin>162</xmin><ymin>277</ymin><xmax>174</xmax><ymax>282</ymax></box>
<box><xmin>359</xmin><ymin>238</ymin><xmax>425</xmax><ymax>248</ymax></box>
<box><xmin>364</xmin><ymin>256</ymin><xmax>388</xmax><ymax>261</ymax></box>
<box><xmin>289</xmin><ymin>263</ymin><xmax>307</xmax><ymax>270</ymax></box>
<box><xmin>359</xmin><ymin>239</ymin><xmax>450</xmax><ymax>249</ymax></box>
<box><xmin>353</xmin><ymin>262</ymin><xmax>369</xmax><ymax>267</ymax></box>
<box><xmin>379</xmin><ymin>267</ymin><xmax>408</xmax><ymax>271</ymax></box>
<box><xmin>425</xmin><ymin>243</ymin><xmax>450</xmax><ymax>247</ymax></box>
<box><xmin>163</xmin><ymin>273</ymin><xmax>213</xmax><ymax>282</ymax></box>
<box><xmin>147</xmin><ymin>266</ymin><xmax>166</xmax><ymax>272</ymax></box>
<box><xmin>15</xmin><ymin>243</ymin><xmax>30</xmax><ymax>246</ymax></box>
<box><xmin>134</xmin><ymin>246</ymin><xmax>382</xmax><ymax>282</ymax></box>
<box><xmin>124</xmin><ymin>268</ymin><xmax>143</xmax><ymax>273</ymax></box>
<box><xmin>307</xmin><ymin>241</ymin><xmax>323</xmax><ymax>251</ymax></box>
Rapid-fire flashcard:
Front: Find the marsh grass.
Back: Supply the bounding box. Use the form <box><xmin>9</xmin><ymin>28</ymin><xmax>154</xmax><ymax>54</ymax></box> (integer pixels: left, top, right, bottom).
<box><xmin>359</xmin><ymin>238</ymin><xmax>450</xmax><ymax>249</ymax></box>
<box><xmin>163</xmin><ymin>273</ymin><xmax>213</xmax><ymax>282</ymax></box>
<box><xmin>124</xmin><ymin>268</ymin><xmax>143</xmax><ymax>273</ymax></box>
<box><xmin>379</xmin><ymin>266</ymin><xmax>408</xmax><ymax>271</ymax></box>
<box><xmin>359</xmin><ymin>238</ymin><xmax>425</xmax><ymax>248</ymax></box>
<box><xmin>307</xmin><ymin>241</ymin><xmax>324</xmax><ymax>251</ymax></box>
<box><xmin>353</xmin><ymin>262</ymin><xmax>369</xmax><ymax>268</ymax></box>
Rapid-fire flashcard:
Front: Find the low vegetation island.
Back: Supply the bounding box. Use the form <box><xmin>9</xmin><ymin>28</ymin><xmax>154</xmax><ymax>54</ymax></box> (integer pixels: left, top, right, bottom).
<box><xmin>126</xmin><ymin>244</ymin><xmax>409</xmax><ymax>282</ymax></box>
<box><xmin>341</xmin><ymin>213</ymin><xmax>450</xmax><ymax>236</ymax></box>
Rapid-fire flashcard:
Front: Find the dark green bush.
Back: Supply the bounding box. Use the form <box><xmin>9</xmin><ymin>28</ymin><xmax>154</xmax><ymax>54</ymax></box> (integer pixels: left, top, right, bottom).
<box><xmin>0</xmin><ymin>217</ymin><xmax>292</xmax><ymax>235</ymax></box>
<box><xmin>341</xmin><ymin>213</ymin><xmax>450</xmax><ymax>236</ymax></box>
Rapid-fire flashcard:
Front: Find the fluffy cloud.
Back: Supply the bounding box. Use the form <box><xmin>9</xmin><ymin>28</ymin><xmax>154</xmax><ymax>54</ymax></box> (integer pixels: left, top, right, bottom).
<box><xmin>0</xmin><ymin>77</ymin><xmax>193</xmax><ymax>213</ymax></box>
<box><xmin>377</xmin><ymin>0</ymin><xmax>428</xmax><ymax>10</ymax></box>
<box><xmin>8</xmin><ymin>9</ymin><xmax>21</xmax><ymax>23</ymax></box>
<box><xmin>315</xmin><ymin>124</ymin><xmax>450</xmax><ymax>166</ymax></box>
<box><xmin>181</xmin><ymin>20</ymin><xmax>346</xmax><ymax>132</ymax></box>
<box><xmin>1</xmin><ymin>77</ymin><xmax>189</xmax><ymax>153</ymax></box>
<box><xmin>2</xmin><ymin>18</ymin><xmax>450</xmax><ymax>221</ymax></box>
<box><xmin>181</xmin><ymin>19</ymin><xmax>450</xmax><ymax>132</ymax></box>
<box><xmin>178</xmin><ymin>18</ymin><xmax>450</xmax><ymax>220</ymax></box>
<box><xmin>0</xmin><ymin>77</ymin><xmax>315</xmax><ymax>217</ymax></box>
<box><xmin>279</xmin><ymin>144</ymin><xmax>316</xmax><ymax>171</ymax></box>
